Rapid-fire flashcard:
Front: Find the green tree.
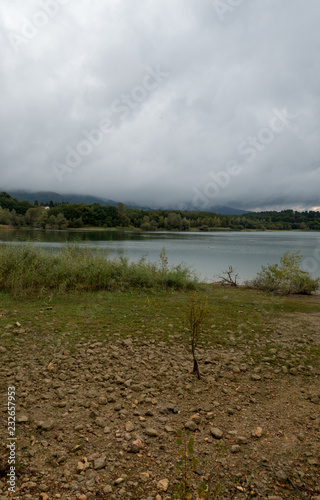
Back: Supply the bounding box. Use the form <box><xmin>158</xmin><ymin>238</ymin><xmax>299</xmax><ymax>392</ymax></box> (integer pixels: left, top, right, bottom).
<box><xmin>165</xmin><ymin>213</ymin><xmax>183</xmax><ymax>230</ymax></box>
<box><xmin>117</xmin><ymin>202</ymin><xmax>127</xmax><ymax>226</ymax></box>
<box><xmin>25</xmin><ymin>207</ymin><xmax>48</xmax><ymax>228</ymax></box>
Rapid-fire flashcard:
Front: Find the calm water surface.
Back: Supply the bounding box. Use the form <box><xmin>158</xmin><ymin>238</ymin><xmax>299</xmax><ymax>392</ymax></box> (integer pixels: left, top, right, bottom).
<box><xmin>0</xmin><ymin>229</ymin><xmax>319</xmax><ymax>282</ymax></box>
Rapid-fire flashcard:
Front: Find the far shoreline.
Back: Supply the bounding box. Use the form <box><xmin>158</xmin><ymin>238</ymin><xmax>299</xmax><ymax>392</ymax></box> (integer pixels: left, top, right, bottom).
<box><xmin>1</xmin><ymin>225</ymin><xmax>319</xmax><ymax>233</ymax></box>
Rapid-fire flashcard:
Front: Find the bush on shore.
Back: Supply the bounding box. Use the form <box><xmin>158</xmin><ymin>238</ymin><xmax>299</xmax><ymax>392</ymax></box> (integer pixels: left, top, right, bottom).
<box><xmin>0</xmin><ymin>244</ymin><xmax>198</xmax><ymax>296</ymax></box>
<box><xmin>248</xmin><ymin>251</ymin><xmax>320</xmax><ymax>295</ymax></box>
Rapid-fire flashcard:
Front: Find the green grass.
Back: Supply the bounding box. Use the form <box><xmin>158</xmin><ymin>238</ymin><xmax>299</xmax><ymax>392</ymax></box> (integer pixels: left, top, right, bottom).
<box><xmin>0</xmin><ymin>285</ymin><xmax>319</xmax><ymax>368</ymax></box>
<box><xmin>0</xmin><ymin>244</ymin><xmax>197</xmax><ymax>296</ymax></box>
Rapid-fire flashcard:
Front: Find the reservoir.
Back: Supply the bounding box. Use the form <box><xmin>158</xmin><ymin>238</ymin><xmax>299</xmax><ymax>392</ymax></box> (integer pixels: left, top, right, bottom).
<box><xmin>0</xmin><ymin>229</ymin><xmax>319</xmax><ymax>283</ymax></box>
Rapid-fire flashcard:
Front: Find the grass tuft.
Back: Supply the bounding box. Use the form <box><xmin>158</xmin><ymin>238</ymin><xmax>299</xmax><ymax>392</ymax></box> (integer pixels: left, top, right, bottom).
<box><xmin>0</xmin><ymin>244</ymin><xmax>198</xmax><ymax>296</ymax></box>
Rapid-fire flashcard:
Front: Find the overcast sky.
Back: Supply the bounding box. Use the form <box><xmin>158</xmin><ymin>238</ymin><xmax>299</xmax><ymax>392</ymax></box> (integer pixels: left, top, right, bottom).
<box><xmin>1</xmin><ymin>0</ymin><xmax>320</xmax><ymax>211</ymax></box>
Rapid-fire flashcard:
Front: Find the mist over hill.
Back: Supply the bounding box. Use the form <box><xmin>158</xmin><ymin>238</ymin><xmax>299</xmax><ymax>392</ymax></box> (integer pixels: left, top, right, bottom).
<box><xmin>7</xmin><ymin>191</ymin><xmax>249</xmax><ymax>215</ymax></box>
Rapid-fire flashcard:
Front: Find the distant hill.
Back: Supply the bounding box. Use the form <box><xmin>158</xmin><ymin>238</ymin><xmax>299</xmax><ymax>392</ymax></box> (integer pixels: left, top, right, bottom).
<box><xmin>7</xmin><ymin>191</ymin><xmax>119</xmax><ymax>207</ymax></box>
<box><xmin>173</xmin><ymin>203</ymin><xmax>250</xmax><ymax>215</ymax></box>
<box><xmin>208</xmin><ymin>206</ymin><xmax>250</xmax><ymax>215</ymax></box>
<box><xmin>6</xmin><ymin>190</ymin><xmax>249</xmax><ymax>215</ymax></box>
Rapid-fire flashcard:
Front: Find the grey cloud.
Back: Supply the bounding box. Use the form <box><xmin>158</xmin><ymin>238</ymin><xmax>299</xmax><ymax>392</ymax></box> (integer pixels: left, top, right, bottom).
<box><xmin>0</xmin><ymin>0</ymin><xmax>319</xmax><ymax>210</ymax></box>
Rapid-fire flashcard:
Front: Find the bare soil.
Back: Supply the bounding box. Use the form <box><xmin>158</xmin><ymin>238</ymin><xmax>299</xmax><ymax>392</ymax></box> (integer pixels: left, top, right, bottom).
<box><xmin>0</xmin><ymin>307</ymin><xmax>319</xmax><ymax>500</ymax></box>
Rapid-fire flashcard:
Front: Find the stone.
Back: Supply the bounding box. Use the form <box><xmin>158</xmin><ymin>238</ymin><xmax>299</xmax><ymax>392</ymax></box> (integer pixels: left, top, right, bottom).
<box><xmin>308</xmin><ymin>458</ymin><xmax>319</xmax><ymax>465</ymax></box>
<box><xmin>131</xmin><ymin>439</ymin><xmax>143</xmax><ymax>452</ymax></box>
<box><xmin>145</xmin><ymin>427</ymin><xmax>159</xmax><ymax>437</ymax></box>
<box><xmin>103</xmin><ymin>484</ymin><xmax>112</xmax><ymax>493</ymax></box>
<box><xmin>95</xmin><ymin>418</ymin><xmax>106</xmax><ymax>428</ymax></box>
<box><xmin>237</xmin><ymin>436</ymin><xmax>248</xmax><ymax>445</ymax></box>
<box><xmin>190</xmin><ymin>413</ymin><xmax>201</xmax><ymax>424</ymax></box>
<box><xmin>231</xmin><ymin>445</ymin><xmax>240</xmax><ymax>453</ymax></box>
<box><xmin>165</xmin><ymin>425</ymin><xmax>175</xmax><ymax>433</ymax></box>
<box><xmin>157</xmin><ymin>478</ymin><xmax>169</xmax><ymax>491</ymax></box>
<box><xmin>94</xmin><ymin>456</ymin><xmax>106</xmax><ymax>470</ymax></box>
<box><xmin>17</xmin><ymin>415</ymin><xmax>29</xmax><ymax>423</ymax></box>
<box><xmin>125</xmin><ymin>421</ymin><xmax>135</xmax><ymax>432</ymax></box>
<box><xmin>253</xmin><ymin>426</ymin><xmax>263</xmax><ymax>438</ymax></box>
<box><xmin>185</xmin><ymin>420</ymin><xmax>198</xmax><ymax>431</ymax></box>
<box><xmin>114</xmin><ymin>478</ymin><xmax>125</xmax><ymax>485</ymax></box>
<box><xmin>167</xmin><ymin>405</ymin><xmax>179</xmax><ymax>413</ymax></box>
<box><xmin>89</xmin><ymin>410</ymin><xmax>98</xmax><ymax>419</ymax></box>
<box><xmin>103</xmin><ymin>485</ymin><xmax>113</xmax><ymax>493</ymax></box>
<box><xmin>211</xmin><ymin>428</ymin><xmax>223</xmax><ymax>439</ymax></box>
<box><xmin>76</xmin><ymin>462</ymin><xmax>85</xmax><ymax>472</ymax></box>
<box><xmin>37</xmin><ymin>419</ymin><xmax>54</xmax><ymax>430</ymax></box>
<box><xmin>140</xmin><ymin>472</ymin><xmax>150</xmax><ymax>482</ymax></box>
<box><xmin>275</xmin><ymin>470</ymin><xmax>287</xmax><ymax>482</ymax></box>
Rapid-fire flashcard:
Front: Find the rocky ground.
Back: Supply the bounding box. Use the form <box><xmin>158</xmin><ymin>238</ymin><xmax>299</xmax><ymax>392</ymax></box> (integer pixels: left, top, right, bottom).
<box><xmin>0</xmin><ymin>301</ymin><xmax>320</xmax><ymax>499</ymax></box>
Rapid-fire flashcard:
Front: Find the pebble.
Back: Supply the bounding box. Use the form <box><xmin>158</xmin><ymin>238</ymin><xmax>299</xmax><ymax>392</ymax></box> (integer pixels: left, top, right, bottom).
<box><xmin>140</xmin><ymin>472</ymin><xmax>150</xmax><ymax>482</ymax></box>
<box><xmin>253</xmin><ymin>426</ymin><xmax>263</xmax><ymax>437</ymax></box>
<box><xmin>103</xmin><ymin>485</ymin><xmax>113</xmax><ymax>493</ymax></box>
<box><xmin>275</xmin><ymin>469</ymin><xmax>287</xmax><ymax>481</ymax></box>
<box><xmin>93</xmin><ymin>456</ymin><xmax>106</xmax><ymax>470</ymax></box>
<box><xmin>211</xmin><ymin>428</ymin><xmax>223</xmax><ymax>439</ymax></box>
<box><xmin>157</xmin><ymin>478</ymin><xmax>169</xmax><ymax>491</ymax></box>
<box><xmin>125</xmin><ymin>421</ymin><xmax>135</xmax><ymax>432</ymax></box>
<box><xmin>145</xmin><ymin>427</ymin><xmax>159</xmax><ymax>437</ymax></box>
<box><xmin>165</xmin><ymin>425</ymin><xmax>175</xmax><ymax>433</ymax></box>
<box><xmin>17</xmin><ymin>414</ymin><xmax>29</xmax><ymax>423</ymax></box>
<box><xmin>114</xmin><ymin>478</ymin><xmax>125</xmax><ymax>485</ymax></box>
<box><xmin>237</xmin><ymin>436</ymin><xmax>248</xmax><ymax>445</ymax></box>
<box><xmin>131</xmin><ymin>439</ymin><xmax>143</xmax><ymax>452</ymax></box>
<box><xmin>37</xmin><ymin>419</ymin><xmax>54</xmax><ymax>430</ymax></box>
<box><xmin>95</xmin><ymin>417</ymin><xmax>107</xmax><ymax>428</ymax></box>
<box><xmin>185</xmin><ymin>420</ymin><xmax>198</xmax><ymax>431</ymax></box>
<box><xmin>231</xmin><ymin>445</ymin><xmax>240</xmax><ymax>453</ymax></box>
<box><xmin>190</xmin><ymin>413</ymin><xmax>201</xmax><ymax>424</ymax></box>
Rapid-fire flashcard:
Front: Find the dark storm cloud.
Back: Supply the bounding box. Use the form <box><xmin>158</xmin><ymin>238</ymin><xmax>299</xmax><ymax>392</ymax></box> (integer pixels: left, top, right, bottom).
<box><xmin>0</xmin><ymin>0</ymin><xmax>320</xmax><ymax>210</ymax></box>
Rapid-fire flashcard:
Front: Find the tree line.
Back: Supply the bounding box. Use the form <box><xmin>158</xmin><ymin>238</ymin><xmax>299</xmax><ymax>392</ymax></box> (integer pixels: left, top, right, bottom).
<box><xmin>0</xmin><ymin>192</ymin><xmax>320</xmax><ymax>231</ymax></box>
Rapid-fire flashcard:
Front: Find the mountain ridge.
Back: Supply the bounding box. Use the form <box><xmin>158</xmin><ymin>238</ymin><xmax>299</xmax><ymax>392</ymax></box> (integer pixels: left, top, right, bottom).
<box><xmin>5</xmin><ymin>190</ymin><xmax>250</xmax><ymax>215</ymax></box>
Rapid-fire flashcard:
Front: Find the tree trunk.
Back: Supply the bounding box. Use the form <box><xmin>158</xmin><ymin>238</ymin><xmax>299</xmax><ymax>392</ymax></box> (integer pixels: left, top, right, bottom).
<box><xmin>193</xmin><ymin>357</ymin><xmax>201</xmax><ymax>379</ymax></box>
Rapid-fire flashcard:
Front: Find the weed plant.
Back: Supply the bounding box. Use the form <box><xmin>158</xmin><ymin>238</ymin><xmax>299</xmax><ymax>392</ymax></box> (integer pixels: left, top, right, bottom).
<box><xmin>0</xmin><ymin>244</ymin><xmax>198</xmax><ymax>296</ymax></box>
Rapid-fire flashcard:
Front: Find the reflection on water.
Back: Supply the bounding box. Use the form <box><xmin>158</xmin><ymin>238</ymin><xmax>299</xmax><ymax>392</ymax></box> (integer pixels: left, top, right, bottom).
<box><xmin>0</xmin><ymin>229</ymin><xmax>319</xmax><ymax>282</ymax></box>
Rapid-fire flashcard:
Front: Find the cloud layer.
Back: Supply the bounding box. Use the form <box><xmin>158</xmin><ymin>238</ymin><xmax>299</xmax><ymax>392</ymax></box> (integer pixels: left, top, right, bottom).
<box><xmin>1</xmin><ymin>0</ymin><xmax>320</xmax><ymax>210</ymax></box>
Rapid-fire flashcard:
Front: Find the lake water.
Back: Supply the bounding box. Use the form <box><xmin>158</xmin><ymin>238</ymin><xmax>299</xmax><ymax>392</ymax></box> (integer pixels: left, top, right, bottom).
<box><xmin>0</xmin><ymin>229</ymin><xmax>320</xmax><ymax>283</ymax></box>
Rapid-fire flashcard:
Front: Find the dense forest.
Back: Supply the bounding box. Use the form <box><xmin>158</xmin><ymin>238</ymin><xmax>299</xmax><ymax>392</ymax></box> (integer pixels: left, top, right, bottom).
<box><xmin>0</xmin><ymin>192</ymin><xmax>320</xmax><ymax>231</ymax></box>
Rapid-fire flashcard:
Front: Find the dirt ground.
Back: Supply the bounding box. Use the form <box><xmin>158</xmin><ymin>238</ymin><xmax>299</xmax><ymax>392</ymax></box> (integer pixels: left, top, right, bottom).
<box><xmin>0</xmin><ymin>308</ymin><xmax>319</xmax><ymax>500</ymax></box>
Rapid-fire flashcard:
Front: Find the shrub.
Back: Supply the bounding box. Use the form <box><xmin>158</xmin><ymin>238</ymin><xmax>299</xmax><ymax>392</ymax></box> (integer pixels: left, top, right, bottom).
<box><xmin>250</xmin><ymin>251</ymin><xmax>320</xmax><ymax>295</ymax></box>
